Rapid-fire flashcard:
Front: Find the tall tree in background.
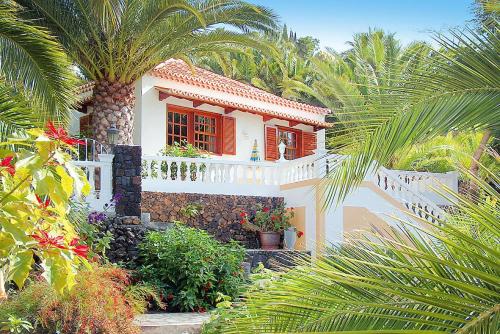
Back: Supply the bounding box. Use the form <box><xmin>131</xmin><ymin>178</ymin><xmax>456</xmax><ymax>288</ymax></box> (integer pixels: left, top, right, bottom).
<box><xmin>0</xmin><ymin>4</ymin><xmax>76</xmax><ymax>139</ymax></box>
<box><xmin>195</xmin><ymin>25</ymin><xmax>320</xmax><ymax>104</ymax></box>
<box><xmin>17</xmin><ymin>0</ymin><xmax>277</xmax><ymax>145</ymax></box>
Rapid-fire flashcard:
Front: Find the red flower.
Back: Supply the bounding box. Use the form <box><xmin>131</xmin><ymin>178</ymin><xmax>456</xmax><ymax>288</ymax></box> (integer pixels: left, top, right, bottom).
<box><xmin>45</xmin><ymin>121</ymin><xmax>86</xmax><ymax>146</ymax></box>
<box><xmin>271</xmin><ymin>215</ymin><xmax>278</xmax><ymax>221</ymax></box>
<box><xmin>36</xmin><ymin>194</ymin><xmax>51</xmax><ymax>209</ymax></box>
<box><xmin>69</xmin><ymin>238</ymin><xmax>89</xmax><ymax>258</ymax></box>
<box><xmin>239</xmin><ymin>211</ymin><xmax>247</xmax><ymax>218</ymax></box>
<box><xmin>30</xmin><ymin>230</ymin><xmax>66</xmax><ymax>250</ymax></box>
<box><xmin>297</xmin><ymin>231</ymin><xmax>304</xmax><ymax>238</ymax></box>
<box><xmin>0</xmin><ymin>156</ymin><xmax>15</xmax><ymax>176</ymax></box>
<box><xmin>263</xmin><ymin>207</ymin><xmax>270</xmax><ymax>213</ymax></box>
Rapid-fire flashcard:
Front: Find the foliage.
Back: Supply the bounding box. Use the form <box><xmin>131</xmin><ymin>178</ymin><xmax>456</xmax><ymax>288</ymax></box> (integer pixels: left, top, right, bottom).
<box><xmin>159</xmin><ymin>141</ymin><xmax>208</xmax><ymax>158</ymax></box>
<box><xmin>240</xmin><ymin>204</ymin><xmax>294</xmax><ymax>232</ymax></box>
<box><xmin>310</xmin><ymin>23</ymin><xmax>500</xmax><ymax>205</ymax></box>
<box><xmin>151</xmin><ymin>142</ymin><xmax>208</xmax><ymax>181</ymax></box>
<box><xmin>179</xmin><ymin>202</ymin><xmax>204</xmax><ymax>220</ymax></box>
<box><xmin>0</xmin><ymin>265</ymin><xmax>145</xmax><ymax>334</ymax></box>
<box><xmin>388</xmin><ymin>132</ymin><xmax>499</xmax><ymax>177</ymax></box>
<box><xmin>201</xmin><ymin>263</ymin><xmax>282</xmax><ymax>334</ymax></box>
<box><xmin>69</xmin><ymin>198</ymin><xmax>117</xmax><ymax>261</ymax></box>
<box><xmin>138</xmin><ymin>225</ymin><xmax>246</xmax><ymax>312</ymax></box>
<box><xmin>124</xmin><ymin>282</ymin><xmax>165</xmax><ymax>315</ymax></box>
<box><xmin>210</xmin><ymin>170</ymin><xmax>500</xmax><ymax>333</ymax></box>
<box><xmin>195</xmin><ymin>25</ymin><xmax>320</xmax><ymax>104</ymax></box>
<box><xmin>0</xmin><ymin>124</ymin><xmax>91</xmax><ymax>294</ymax></box>
<box><xmin>16</xmin><ymin>0</ymin><xmax>277</xmax><ymax>85</ymax></box>
<box><xmin>0</xmin><ymin>3</ymin><xmax>76</xmax><ymax>137</ymax></box>
<box><xmin>0</xmin><ymin>315</ymin><xmax>33</xmax><ymax>334</ymax></box>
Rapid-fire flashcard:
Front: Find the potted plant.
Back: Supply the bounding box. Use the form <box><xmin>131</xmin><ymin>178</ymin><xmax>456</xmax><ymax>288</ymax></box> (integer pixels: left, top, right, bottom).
<box><xmin>240</xmin><ymin>204</ymin><xmax>295</xmax><ymax>249</ymax></box>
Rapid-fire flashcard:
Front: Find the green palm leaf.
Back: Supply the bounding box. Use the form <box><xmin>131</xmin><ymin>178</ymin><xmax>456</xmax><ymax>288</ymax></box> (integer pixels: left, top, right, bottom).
<box><xmin>0</xmin><ymin>4</ymin><xmax>76</xmax><ymax>125</ymax></box>
<box><xmin>210</xmin><ymin>171</ymin><xmax>500</xmax><ymax>333</ymax></box>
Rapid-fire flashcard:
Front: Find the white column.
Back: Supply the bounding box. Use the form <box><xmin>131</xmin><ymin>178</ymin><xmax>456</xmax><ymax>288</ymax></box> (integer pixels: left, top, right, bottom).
<box><xmin>98</xmin><ymin>153</ymin><xmax>114</xmax><ymax>205</ymax></box>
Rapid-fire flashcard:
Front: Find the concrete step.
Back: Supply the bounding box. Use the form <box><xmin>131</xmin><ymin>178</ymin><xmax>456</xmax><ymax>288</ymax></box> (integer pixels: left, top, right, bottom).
<box><xmin>135</xmin><ymin>312</ymin><xmax>210</xmax><ymax>334</ymax></box>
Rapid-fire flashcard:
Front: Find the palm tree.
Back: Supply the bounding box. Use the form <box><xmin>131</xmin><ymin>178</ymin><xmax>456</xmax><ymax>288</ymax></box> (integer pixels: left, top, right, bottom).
<box><xmin>304</xmin><ymin>24</ymin><xmax>499</xmax><ymax>205</ymax></box>
<box><xmin>208</xmin><ymin>170</ymin><xmax>500</xmax><ymax>333</ymax></box>
<box><xmin>195</xmin><ymin>25</ymin><xmax>320</xmax><ymax>104</ymax></box>
<box><xmin>0</xmin><ymin>4</ymin><xmax>76</xmax><ymax>139</ymax></box>
<box><xmin>17</xmin><ymin>0</ymin><xmax>277</xmax><ymax>145</ymax></box>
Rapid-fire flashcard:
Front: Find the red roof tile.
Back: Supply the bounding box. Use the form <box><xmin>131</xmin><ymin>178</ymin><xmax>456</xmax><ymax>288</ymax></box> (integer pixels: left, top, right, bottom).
<box><xmin>151</xmin><ymin>59</ymin><xmax>330</xmax><ymax>116</ymax></box>
<box><xmin>155</xmin><ymin>86</ymin><xmax>331</xmax><ymax>128</ymax></box>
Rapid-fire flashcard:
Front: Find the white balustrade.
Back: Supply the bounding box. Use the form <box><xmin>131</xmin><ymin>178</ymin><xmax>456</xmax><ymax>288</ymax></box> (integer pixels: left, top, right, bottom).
<box><xmin>386</xmin><ymin>169</ymin><xmax>458</xmax><ymax>206</ymax></box>
<box><xmin>142</xmin><ymin>156</ymin><xmax>281</xmax><ymax>196</ymax></box>
<box><xmin>375</xmin><ymin>167</ymin><xmax>446</xmax><ymax>223</ymax></box>
<box><xmin>72</xmin><ymin>154</ymin><xmax>114</xmax><ymax>211</ymax></box>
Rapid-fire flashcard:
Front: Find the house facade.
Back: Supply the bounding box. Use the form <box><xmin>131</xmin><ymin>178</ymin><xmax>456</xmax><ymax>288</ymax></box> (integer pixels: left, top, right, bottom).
<box><xmin>71</xmin><ymin>59</ymin><xmax>458</xmax><ymax>254</ymax></box>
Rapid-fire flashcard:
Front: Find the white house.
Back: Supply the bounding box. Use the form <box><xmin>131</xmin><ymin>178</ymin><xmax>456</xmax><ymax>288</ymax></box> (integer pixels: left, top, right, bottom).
<box><xmin>71</xmin><ymin>59</ymin><xmax>458</xmax><ymax>254</ymax></box>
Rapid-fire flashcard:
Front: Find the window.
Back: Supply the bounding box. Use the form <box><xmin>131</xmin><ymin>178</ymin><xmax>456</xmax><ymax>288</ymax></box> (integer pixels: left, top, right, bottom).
<box><xmin>167</xmin><ymin>105</ymin><xmax>224</xmax><ymax>154</ymax></box>
<box><xmin>167</xmin><ymin>110</ymin><xmax>189</xmax><ymax>146</ymax></box>
<box><xmin>278</xmin><ymin>128</ymin><xmax>300</xmax><ymax>160</ymax></box>
<box><xmin>194</xmin><ymin>114</ymin><xmax>218</xmax><ymax>152</ymax></box>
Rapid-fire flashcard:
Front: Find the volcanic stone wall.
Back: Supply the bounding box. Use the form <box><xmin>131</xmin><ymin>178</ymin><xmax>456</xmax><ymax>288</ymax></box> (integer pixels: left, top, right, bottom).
<box><xmin>112</xmin><ymin>145</ymin><xmax>142</xmax><ymax>216</ymax></box>
<box><xmin>141</xmin><ymin>192</ymin><xmax>284</xmax><ymax>248</ymax></box>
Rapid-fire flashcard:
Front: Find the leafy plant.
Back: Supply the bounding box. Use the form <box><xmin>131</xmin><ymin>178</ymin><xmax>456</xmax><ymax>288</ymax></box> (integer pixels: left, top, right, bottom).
<box><xmin>17</xmin><ymin>0</ymin><xmax>277</xmax><ymax>144</ymax></box>
<box><xmin>179</xmin><ymin>203</ymin><xmax>204</xmax><ymax>220</ymax></box>
<box><xmin>0</xmin><ymin>265</ymin><xmax>143</xmax><ymax>334</ymax></box>
<box><xmin>240</xmin><ymin>204</ymin><xmax>294</xmax><ymax>232</ymax></box>
<box><xmin>0</xmin><ymin>123</ymin><xmax>90</xmax><ymax>297</ymax></box>
<box><xmin>208</xmin><ymin>170</ymin><xmax>500</xmax><ymax>333</ymax></box>
<box><xmin>0</xmin><ymin>315</ymin><xmax>33</xmax><ymax>334</ymax></box>
<box><xmin>138</xmin><ymin>225</ymin><xmax>246</xmax><ymax>312</ymax></box>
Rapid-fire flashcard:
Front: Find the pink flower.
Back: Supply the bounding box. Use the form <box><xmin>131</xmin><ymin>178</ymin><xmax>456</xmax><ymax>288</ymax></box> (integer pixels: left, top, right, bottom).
<box><xmin>0</xmin><ymin>156</ymin><xmax>15</xmax><ymax>176</ymax></box>
<box><xmin>45</xmin><ymin>121</ymin><xmax>86</xmax><ymax>146</ymax></box>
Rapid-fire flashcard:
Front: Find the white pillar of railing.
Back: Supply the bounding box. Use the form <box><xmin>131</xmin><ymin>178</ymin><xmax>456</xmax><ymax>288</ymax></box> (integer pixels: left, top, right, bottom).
<box><xmin>98</xmin><ymin>153</ymin><xmax>114</xmax><ymax>204</ymax></box>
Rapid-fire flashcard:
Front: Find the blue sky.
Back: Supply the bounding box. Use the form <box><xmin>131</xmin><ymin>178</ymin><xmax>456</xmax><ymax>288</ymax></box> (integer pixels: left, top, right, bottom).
<box><xmin>251</xmin><ymin>0</ymin><xmax>475</xmax><ymax>51</ymax></box>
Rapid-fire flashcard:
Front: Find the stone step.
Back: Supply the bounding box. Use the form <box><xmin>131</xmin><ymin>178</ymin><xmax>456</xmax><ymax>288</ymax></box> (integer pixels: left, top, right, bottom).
<box><xmin>135</xmin><ymin>313</ymin><xmax>210</xmax><ymax>334</ymax></box>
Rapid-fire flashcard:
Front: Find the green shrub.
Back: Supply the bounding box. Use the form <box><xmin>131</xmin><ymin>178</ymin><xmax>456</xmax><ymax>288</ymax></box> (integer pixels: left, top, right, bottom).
<box><xmin>0</xmin><ymin>265</ymin><xmax>155</xmax><ymax>334</ymax></box>
<box><xmin>138</xmin><ymin>225</ymin><xmax>246</xmax><ymax>312</ymax></box>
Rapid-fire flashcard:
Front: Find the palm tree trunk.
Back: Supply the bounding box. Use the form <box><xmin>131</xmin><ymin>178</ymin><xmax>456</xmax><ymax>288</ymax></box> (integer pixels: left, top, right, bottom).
<box><xmin>465</xmin><ymin>130</ymin><xmax>492</xmax><ymax>199</ymax></box>
<box><xmin>92</xmin><ymin>80</ymin><xmax>136</xmax><ymax>145</ymax></box>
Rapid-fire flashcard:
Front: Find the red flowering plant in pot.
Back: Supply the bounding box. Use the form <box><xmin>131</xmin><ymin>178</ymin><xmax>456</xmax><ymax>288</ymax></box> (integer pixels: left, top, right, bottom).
<box><xmin>240</xmin><ymin>204</ymin><xmax>295</xmax><ymax>250</ymax></box>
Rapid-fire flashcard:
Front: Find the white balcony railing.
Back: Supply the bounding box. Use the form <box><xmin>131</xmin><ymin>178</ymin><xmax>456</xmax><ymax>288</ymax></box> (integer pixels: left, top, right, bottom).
<box><xmin>385</xmin><ymin>169</ymin><xmax>458</xmax><ymax>206</ymax></box>
<box><xmin>142</xmin><ymin>155</ymin><xmax>281</xmax><ymax>196</ymax></box>
<box><xmin>72</xmin><ymin>154</ymin><xmax>114</xmax><ymax>211</ymax></box>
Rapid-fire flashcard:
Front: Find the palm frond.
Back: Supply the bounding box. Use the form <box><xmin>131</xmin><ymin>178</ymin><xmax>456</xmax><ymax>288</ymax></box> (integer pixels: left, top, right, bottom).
<box><xmin>0</xmin><ymin>4</ymin><xmax>76</xmax><ymax>124</ymax></box>
<box><xmin>213</xmin><ymin>171</ymin><xmax>500</xmax><ymax>333</ymax></box>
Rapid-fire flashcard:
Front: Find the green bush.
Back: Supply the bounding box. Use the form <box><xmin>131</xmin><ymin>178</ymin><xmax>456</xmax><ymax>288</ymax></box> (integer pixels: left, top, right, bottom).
<box><xmin>138</xmin><ymin>225</ymin><xmax>246</xmax><ymax>312</ymax></box>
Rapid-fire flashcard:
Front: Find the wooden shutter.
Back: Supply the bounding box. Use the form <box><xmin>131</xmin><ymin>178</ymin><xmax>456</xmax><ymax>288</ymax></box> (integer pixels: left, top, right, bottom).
<box><xmin>222</xmin><ymin>116</ymin><xmax>236</xmax><ymax>155</ymax></box>
<box><xmin>302</xmin><ymin>132</ymin><xmax>317</xmax><ymax>157</ymax></box>
<box><xmin>265</xmin><ymin>126</ymin><xmax>278</xmax><ymax>161</ymax></box>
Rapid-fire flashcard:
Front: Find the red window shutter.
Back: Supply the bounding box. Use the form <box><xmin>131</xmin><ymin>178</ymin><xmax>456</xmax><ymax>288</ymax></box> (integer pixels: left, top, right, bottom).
<box><xmin>265</xmin><ymin>126</ymin><xmax>278</xmax><ymax>161</ymax></box>
<box><xmin>302</xmin><ymin>132</ymin><xmax>317</xmax><ymax>156</ymax></box>
<box><xmin>222</xmin><ymin>116</ymin><xmax>236</xmax><ymax>155</ymax></box>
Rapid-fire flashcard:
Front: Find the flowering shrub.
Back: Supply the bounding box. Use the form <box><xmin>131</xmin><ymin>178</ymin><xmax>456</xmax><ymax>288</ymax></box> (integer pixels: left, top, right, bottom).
<box><xmin>240</xmin><ymin>204</ymin><xmax>295</xmax><ymax>233</ymax></box>
<box><xmin>0</xmin><ymin>122</ymin><xmax>91</xmax><ymax>296</ymax></box>
<box><xmin>138</xmin><ymin>225</ymin><xmax>246</xmax><ymax>312</ymax></box>
<box><xmin>0</xmin><ymin>265</ymin><xmax>150</xmax><ymax>334</ymax></box>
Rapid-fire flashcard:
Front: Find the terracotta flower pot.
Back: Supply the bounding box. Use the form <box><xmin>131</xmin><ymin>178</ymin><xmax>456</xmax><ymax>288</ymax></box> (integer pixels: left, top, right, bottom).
<box><xmin>258</xmin><ymin>231</ymin><xmax>281</xmax><ymax>250</ymax></box>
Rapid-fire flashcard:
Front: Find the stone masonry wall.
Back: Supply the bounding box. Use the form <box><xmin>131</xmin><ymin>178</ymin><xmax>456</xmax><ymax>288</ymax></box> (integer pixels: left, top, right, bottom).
<box><xmin>141</xmin><ymin>192</ymin><xmax>284</xmax><ymax>248</ymax></box>
<box><xmin>113</xmin><ymin>145</ymin><xmax>141</xmax><ymax>216</ymax></box>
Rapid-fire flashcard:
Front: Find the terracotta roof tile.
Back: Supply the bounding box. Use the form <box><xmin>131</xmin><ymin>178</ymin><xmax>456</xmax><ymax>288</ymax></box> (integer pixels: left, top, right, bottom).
<box><xmin>155</xmin><ymin>86</ymin><xmax>332</xmax><ymax>128</ymax></box>
<box><xmin>151</xmin><ymin>59</ymin><xmax>330</xmax><ymax>116</ymax></box>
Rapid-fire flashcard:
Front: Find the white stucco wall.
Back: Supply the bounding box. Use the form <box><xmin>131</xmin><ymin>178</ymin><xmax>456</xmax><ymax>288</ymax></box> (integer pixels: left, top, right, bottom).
<box><xmin>136</xmin><ymin>74</ymin><xmax>325</xmax><ymax>160</ymax></box>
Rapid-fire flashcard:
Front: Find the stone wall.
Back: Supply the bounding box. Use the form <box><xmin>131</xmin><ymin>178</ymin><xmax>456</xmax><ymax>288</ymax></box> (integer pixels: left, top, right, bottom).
<box><xmin>112</xmin><ymin>145</ymin><xmax>141</xmax><ymax>216</ymax></box>
<box><xmin>141</xmin><ymin>192</ymin><xmax>284</xmax><ymax>248</ymax></box>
